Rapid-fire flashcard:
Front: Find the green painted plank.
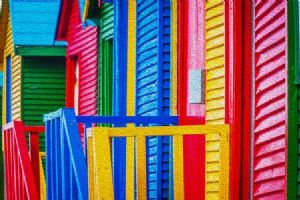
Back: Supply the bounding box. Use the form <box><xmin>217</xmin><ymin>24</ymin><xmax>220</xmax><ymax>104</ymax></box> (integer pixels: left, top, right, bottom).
<box><xmin>288</xmin><ymin>1</ymin><xmax>300</xmax><ymax>199</ymax></box>
<box><xmin>15</xmin><ymin>46</ymin><xmax>66</xmax><ymax>57</ymax></box>
<box><xmin>21</xmin><ymin>57</ymin><xmax>66</xmax><ymax>151</ymax></box>
<box><xmin>98</xmin><ymin>3</ymin><xmax>114</xmax><ymax>118</ymax></box>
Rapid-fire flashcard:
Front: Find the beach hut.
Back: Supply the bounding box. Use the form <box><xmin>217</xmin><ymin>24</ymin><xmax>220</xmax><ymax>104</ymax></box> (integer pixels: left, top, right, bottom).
<box><xmin>1</xmin><ymin>0</ymin><xmax>66</xmax><ymax>151</ymax></box>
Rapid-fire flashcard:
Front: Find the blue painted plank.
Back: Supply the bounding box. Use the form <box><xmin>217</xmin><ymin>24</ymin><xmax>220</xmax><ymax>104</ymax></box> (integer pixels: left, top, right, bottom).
<box><xmin>62</xmin><ymin>109</ymin><xmax>88</xmax><ymax>199</ymax></box>
<box><xmin>76</xmin><ymin>116</ymin><xmax>178</xmax><ymax>125</ymax></box>
<box><xmin>6</xmin><ymin>57</ymin><xmax>12</xmax><ymax>123</ymax></box>
<box><xmin>113</xmin><ymin>0</ymin><xmax>128</xmax><ymax>199</ymax></box>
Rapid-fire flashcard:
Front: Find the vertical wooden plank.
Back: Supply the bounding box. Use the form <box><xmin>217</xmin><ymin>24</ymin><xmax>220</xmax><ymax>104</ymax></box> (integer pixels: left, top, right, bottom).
<box><xmin>220</xmin><ymin>131</ymin><xmax>229</xmax><ymax>200</ymax></box>
<box><xmin>127</xmin><ymin>1</ymin><xmax>136</xmax><ymax>199</ymax></box>
<box><xmin>171</xmin><ymin>0</ymin><xmax>178</xmax><ymax>116</ymax></box>
<box><xmin>39</xmin><ymin>154</ymin><xmax>46</xmax><ymax>200</ymax></box>
<box><xmin>29</xmin><ymin>132</ymin><xmax>40</xmax><ymax>198</ymax></box>
<box><xmin>136</xmin><ymin>135</ymin><xmax>146</xmax><ymax>200</ymax></box>
<box><xmin>93</xmin><ymin>128</ymin><xmax>114</xmax><ymax>199</ymax></box>
<box><xmin>241</xmin><ymin>0</ymin><xmax>252</xmax><ymax>199</ymax></box>
<box><xmin>173</xmin><ymin>135</ymin><xmax>184</xmax><ymax>200</ymax></box>
<box><xmin>126</xmin><ymin>136</ymin><xmax>134</xmax><ymax>200</ymax></box>
<box><xmin>288</xmin><ymin>1</ymin><xmax>299</xmax><ymax>199</ymax></box>
<box><xmin>87</xmin><ymin>130</ymin><xmax>95</xmax><ymax>200</ymax></box>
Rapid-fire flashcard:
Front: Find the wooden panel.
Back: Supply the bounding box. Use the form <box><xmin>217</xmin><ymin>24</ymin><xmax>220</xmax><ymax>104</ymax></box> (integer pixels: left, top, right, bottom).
<box><xmin>98</xmin><ymin>3</ymin><xmax>113</xmax><ymax>117</ymax></box>
<box><xmin>22</xmin><ymin>57</ymin><xmax>66</xmax><ymax>151</ymax></box>
<box><xmin>66</xmin><ymin>0</ymin><xmax>98</xmax><ymax>116</ymax></box>
<box><xmin>205</xmin><ymin>1</ymin><xmax>225</xmax><ymax>199</ymax></box>
<box><xmin>205</xmin><ymin>0</ymin><xmax>225</xmax><ymax>124</ymax></box>
<box><xmin>21</xmin><ymin>57</ymin><xmax>66</xmax><ymax>125</ymax></box>
<box><xmin>252</xmin><ymin>1</ymin><xmax>287</xmax><ymax>199</ymax></box>
<box><xmin>3</xmin><ymin>14</ymin><xmax>21</xmax><ymax>124</ymax></box>
<box><xmin>178</xmin><ymin>1</ymin><xmax>206</xmax><ymax>199</ymax></box>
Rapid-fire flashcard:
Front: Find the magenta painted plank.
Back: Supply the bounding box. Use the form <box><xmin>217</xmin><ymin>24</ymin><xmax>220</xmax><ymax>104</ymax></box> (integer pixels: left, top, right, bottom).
<box><xmin>252</xmin><ymin>1</ymin><xmax>288</xmax><ymax>199</ymax></box>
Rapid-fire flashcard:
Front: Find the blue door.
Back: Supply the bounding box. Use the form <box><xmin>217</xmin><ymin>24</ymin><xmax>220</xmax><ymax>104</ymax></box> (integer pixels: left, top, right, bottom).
<box><xmin>6</xmin><ymin>57</ymin><xmax>12</xmax><ymax>123</ymax></box>
<box><xmin>136</xmin><ymin>0</ymin><xmax>171</xmax><ymax>199</ymax></box>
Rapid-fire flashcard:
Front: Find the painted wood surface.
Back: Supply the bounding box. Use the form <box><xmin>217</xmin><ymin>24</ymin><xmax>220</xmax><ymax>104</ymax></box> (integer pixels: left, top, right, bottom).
<box><xmin>8</xmin><ymin>0</ymin><xmax>62</xmax><ymax>46</ymax></box>
<box><xmin>98</xmin><ymin>3</ymin><xmax>113</xmax><ymax>118</ymax></box>
<box><xmin>178</xmin><ymin>1</ymin><xmax>206</xmax><ymax>199</ymax></box>
<box><xmin>21</xmin><ymin>57</ymin><xmax>66</xmax><ymax>151</ymax></box>
<box><xmin>135</xmin><ymin>1</ymin><xmax>172</xmax><ymax>198</ymax></box>
<box><xmin>288</xmin><ymin>1</ymin><xmax>300</xmax><ymax>199</ymax></box>
<box><xmin>65</xmin><ymin>0</ymin><xmax>98</xmax><ymax>117</ymax></box>
<box><xmin>252</xmin><ymin>1</ymin><xmax>288</xmax><ymax>199</ymax></box>
<box><xmin>2</xmin><ymin>14</ymin><xmax>21</xmax><ymax>125</ymax></box>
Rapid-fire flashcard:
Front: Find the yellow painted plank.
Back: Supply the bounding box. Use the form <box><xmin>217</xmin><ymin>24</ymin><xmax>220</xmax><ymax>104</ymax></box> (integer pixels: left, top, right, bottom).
<box><xmin>173</xmin><ymin>135</ymin><xmax>184</xmax><ymax>200</ymax></box>
<box><xmin>126</xmin><ymin>1</ymin><xmax>136</xmax><ymax>199</ymax></box>
<box><xmin>87</xmin><ymin>129</ymin><xmax>95</xmax><ymax>200</ymax></box>
<box><xmin>106</xmin><ymin>125</ymin><xmax>229</xmax><ymax>137</ymax></box>
<box><xmin>171</xmin><ymin>0</ymin><xmax>177</xmax><ymax>116</ymax></box>
<box><xmin>126</xmin><ymin>135</ymin><xmax>134</xmax><ymax>200</ymax></box>
<box><xmin>93</xmin><ymin>128</ymin><xmax>114</xmax><ymax>199</ymax></box>
<box><xmin>39</xmin><ymin>154</ymin><xmax>46</xmax><ymax>200</ymax></box>
<box><xmin>127</xmin><ymin>0</ymin><xmax>136</xmax><ymax>117</ymax></box>
<box><xmin>89</xmin><ymin>125</ymin><xmax>229</xmax><ymax>138</ymax></box>
<box><xmin>220</xmin><ymin>129</ymin><xmax>229</xmax><ymax>200</ymax></box>
<box><xmin>136</xmin><ymin>136</ymin><xmax>146</xmax><ymax>200</ymax></box>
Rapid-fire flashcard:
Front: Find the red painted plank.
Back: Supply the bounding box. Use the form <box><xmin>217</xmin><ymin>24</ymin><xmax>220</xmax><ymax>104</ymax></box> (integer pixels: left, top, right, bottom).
<box><xmin>30</xmin><ymin>132</ymin><xmax>40</xmax><ymax>198</ymax></box>
<box><xmin>225</xmin><ymin>1</ymin><xmax>243</xmax><ymax>200</ymax></box>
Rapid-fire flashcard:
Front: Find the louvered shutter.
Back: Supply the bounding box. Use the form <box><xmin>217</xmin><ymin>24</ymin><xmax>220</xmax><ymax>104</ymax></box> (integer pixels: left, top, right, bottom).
<box><xmin>136</xmin><ymin>0</ymin><xmax>171</xmax><ymax>199</ymax></box>
<box><xmin>252</xmin><ymin>1</ymin><xmax>287</xmax><ymax>199</ymax></box>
